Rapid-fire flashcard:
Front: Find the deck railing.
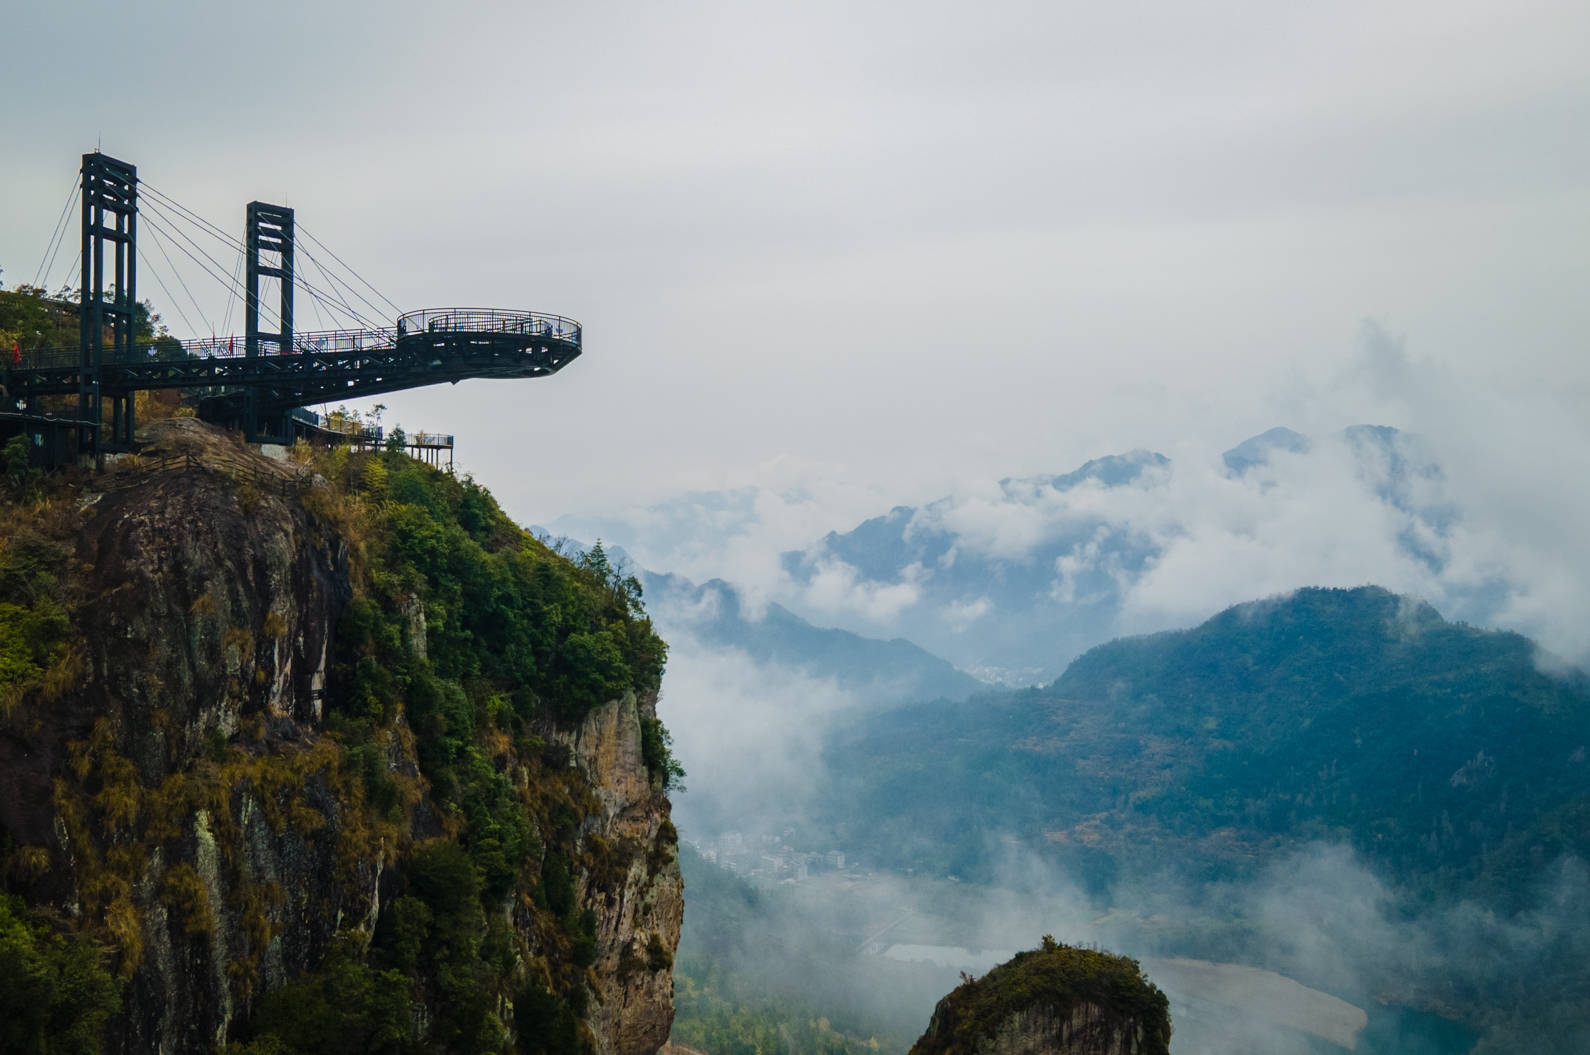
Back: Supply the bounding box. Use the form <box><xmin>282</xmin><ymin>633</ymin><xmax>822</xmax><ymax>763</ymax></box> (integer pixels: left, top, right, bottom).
<box><xmin>3</xmin><ymin>307</ymin><xmax>581</xmax><ymax>372</ymax></box>
<box><xmin>396</xmin><ymin>308</ymin><xmax>581</xmax><ymax>345</ymax></box>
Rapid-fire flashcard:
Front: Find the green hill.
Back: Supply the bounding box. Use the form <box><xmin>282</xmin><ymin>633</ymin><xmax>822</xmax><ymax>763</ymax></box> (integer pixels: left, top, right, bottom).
<box><xmin>821</xmin><ymin>587</ymin><xmax>1590</xmax><ymax>902</ymax></box>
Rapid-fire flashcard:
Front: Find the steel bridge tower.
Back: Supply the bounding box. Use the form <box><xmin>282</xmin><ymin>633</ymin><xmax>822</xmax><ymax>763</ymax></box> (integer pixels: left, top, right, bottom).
<box><xmin>243</xmin><ymin>202</ymin><xmax>294</xmax><ymax>441</ymax></box>
<box><xmin>79</xmin><ymin>152</ymin><xmax>138</xmax><ymax>451</ymax></box>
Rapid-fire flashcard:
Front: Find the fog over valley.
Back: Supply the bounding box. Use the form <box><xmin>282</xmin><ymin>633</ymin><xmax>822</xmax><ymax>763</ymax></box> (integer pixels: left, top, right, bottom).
<box><xmin>4</xmin><ymin>0</ymin><xmax>1587</xmax><ymax>1051</ymax></box>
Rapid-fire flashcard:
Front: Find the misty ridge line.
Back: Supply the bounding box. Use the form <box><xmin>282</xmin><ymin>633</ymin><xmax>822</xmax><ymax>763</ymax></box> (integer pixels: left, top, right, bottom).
<box><xmin>551</xmin><ymin>416</ymin><xmax>1589</xmax><ymax>686</ymax></box>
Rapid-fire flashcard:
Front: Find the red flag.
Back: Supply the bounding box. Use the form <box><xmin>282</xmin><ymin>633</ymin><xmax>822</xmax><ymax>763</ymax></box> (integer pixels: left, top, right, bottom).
<box><xmin>228</xmin><ymin>336</ymin><xmax>235</xmax><ymax>354</ymax></box>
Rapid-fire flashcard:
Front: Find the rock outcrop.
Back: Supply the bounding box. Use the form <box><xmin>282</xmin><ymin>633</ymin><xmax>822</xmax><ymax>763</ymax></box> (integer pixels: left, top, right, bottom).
<box><xmin>909</xmin><ymin>939</ymin><xmax>1170</xmax><ymax>1055</ymax></box>
<box><xmin>559</xmin><ymin>691</ymin><xmax>683</xmax><ymax>1055</ymax></box>
<box><xmin>0</xmin><ymin>420</ymin><xmax>681</xmax><ymax>1054</ymax></box>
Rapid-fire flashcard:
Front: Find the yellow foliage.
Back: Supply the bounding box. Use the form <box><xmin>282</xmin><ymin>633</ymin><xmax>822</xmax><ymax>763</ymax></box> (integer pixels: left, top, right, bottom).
<box><xmin>221</xmin><ymin>625</ymin><xmax>254</xmax><ymax>662</ymax></box>
<box><xmin>158</xmin><ymin>863</ymin><xmax>214</xmax><ymax>936</ymax></box>
<box><xmin>5</xmin><ymin>845</ymin><xmax>51</xmax><ymax>882</ymax></box>
<box><xmin>40</xmin><ymin>644</ymin><xmax>84</xmax><ymax>701</ymax></box>
<box><xmin>105</xmin><ymin>893</ymin><xmax>144</xmax><ymax>978</ymax></box>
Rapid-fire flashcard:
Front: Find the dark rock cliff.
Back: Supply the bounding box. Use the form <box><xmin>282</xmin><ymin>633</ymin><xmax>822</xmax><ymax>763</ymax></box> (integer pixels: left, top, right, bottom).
<box><xmin>0</xmin><ymin>420</ymin><xmax>681</xmax><ymax>1054</ymax></box>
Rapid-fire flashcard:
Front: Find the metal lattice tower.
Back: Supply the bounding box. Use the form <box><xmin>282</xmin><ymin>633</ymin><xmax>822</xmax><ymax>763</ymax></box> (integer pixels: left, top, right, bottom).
<box><xmin>244</xmin><ymin>203</ymin><xmax>295</xmax><ymax>440</ymax></box>
<box><xmin>79</xmin><ymin>152</ymin><xmax>138</xmax><ymax>450</ymax></box>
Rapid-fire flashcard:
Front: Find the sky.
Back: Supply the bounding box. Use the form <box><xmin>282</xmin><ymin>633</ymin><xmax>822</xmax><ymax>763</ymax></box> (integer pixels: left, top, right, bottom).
<box><xmin>3</xmin><ymin>0</ymin><xmax>1588</xmax><ymax>531</ymax></box>
<box><xmin>6</xmin><ymin>10</ymin><xmax>1587</xmax><ymax>1039</ymax></box>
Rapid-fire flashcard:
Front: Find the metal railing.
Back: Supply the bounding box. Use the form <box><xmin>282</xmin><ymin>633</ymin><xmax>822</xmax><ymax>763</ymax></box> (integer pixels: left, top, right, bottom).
<box><xmin>3</xmin><ymin>307</ymin><xmax>580</xmax><ymax>373</ymax></box>
<box><xmin>290</xmin><ymin>407</ymin><xmax>383</xmax><ymax>443</ymax></box>
<box><xmin>396</xmin><ymin>308</ymin><xmax>581</xmax><ymax>344</ymax></box>
<box><xmin>4</xmin><ymin>326</ymin><xmax>397</xmax><ymax>370</ymax></box>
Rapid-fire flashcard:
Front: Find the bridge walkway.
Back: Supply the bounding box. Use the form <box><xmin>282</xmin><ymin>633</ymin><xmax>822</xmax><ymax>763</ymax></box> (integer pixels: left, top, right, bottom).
<box><xmin>2</xmin><ymin>308</ymin><xmax>581</xmax><ymax>417</ymax></box>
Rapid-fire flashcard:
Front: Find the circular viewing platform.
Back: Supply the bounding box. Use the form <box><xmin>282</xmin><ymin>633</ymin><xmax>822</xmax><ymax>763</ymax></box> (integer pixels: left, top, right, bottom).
<box><xmin>396</xmin><ymin>308</ymin><xmax>581</xmax><ymax>347</ymax></box>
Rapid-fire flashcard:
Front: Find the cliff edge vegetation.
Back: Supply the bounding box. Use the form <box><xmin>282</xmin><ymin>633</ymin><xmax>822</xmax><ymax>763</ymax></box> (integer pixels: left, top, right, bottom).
<box><xmin>0</xmin><ymin>419</ymin><xmax>682</xmax><ymax>1055</ymax></box>
<box><xmin>909</xmin><ymin>938</ymin><xmax>1169</xmax><ymax>1055</ymax></box>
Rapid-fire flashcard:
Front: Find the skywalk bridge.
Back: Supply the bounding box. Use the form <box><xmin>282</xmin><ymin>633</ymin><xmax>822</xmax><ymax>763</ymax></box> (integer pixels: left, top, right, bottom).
<box><xmin>3</xmin><ymin>153</ymin><xmax>582</xmax><ymax>455</ymax></box>
<box><xmin>2</xmin><ymin>309</ymin><xmax>581</xmax><ymax>441</ymax></box>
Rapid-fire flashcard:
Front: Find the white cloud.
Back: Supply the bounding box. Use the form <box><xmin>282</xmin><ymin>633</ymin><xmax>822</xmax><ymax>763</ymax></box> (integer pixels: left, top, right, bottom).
<box><xmin>657</xmin><ymin>632</ymin><xmax>863</xmax><ymax>835</ymax></box>
<box><xmin>799</xmin><ymin>557</ymin><xmax>925</xmax><ymax>624</ymax></box>
<box><xmin>942</xmin><ymin>596</ymin><xmax>993</xmax><ymax>633</ymax></box>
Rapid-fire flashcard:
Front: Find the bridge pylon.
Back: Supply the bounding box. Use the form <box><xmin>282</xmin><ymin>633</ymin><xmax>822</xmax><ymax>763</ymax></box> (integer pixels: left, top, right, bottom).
<box><xmin>79</xmin><ymin>152</ymin><xmax>138</xmax><ymax>453</ymax></box>
<box><xmin>244</xmin><ymin>202</ymin><xmax>294</xmax><ymax>441</ymax></box>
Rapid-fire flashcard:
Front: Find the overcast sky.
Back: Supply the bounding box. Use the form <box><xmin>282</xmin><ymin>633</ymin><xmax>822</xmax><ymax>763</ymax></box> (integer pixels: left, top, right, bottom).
<box><xmin>3</xmin><ymin>0</ymin><xmax>1587</xmax><ymax>531</ymax></box>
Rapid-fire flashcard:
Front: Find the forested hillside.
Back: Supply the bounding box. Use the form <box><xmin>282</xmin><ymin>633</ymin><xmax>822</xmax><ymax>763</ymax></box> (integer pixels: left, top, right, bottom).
<box><xmin>820</xmin><ymin>587</ymin><xmax>1590</xmax><ymax>901</ymax></box>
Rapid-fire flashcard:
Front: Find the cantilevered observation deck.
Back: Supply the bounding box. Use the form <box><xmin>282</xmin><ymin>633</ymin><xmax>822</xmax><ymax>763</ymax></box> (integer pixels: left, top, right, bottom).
<box><xmin>3</xmin><ymin>308</ymin><xmax>581</xmax><ymax>447</ymax></box>
<box><xmin>1</xmin><ymin>153</ymin><xmax>582</xmax><ymax>452</ymax></box>
<box><xmin>6</xmin><ymin>309</ymin><xmax>579</xmax><ymax>406</ymax></box>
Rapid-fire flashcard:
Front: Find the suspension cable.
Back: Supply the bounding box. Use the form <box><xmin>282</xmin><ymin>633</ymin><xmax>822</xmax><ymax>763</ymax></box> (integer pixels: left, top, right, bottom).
<box><xmin>139</xmin><ymin>200</ymin><xmax>257</xmax><ymax>305</ymax></box>
<box><xmin>136</xmin><ymin>244</ymin><xmax>204</xmax><ymax>339</ymax></box>
<box><xmin>301</xmin><ymin>258</ymin><xmax>333</xmax><ymax>334</ymax></box>
<box><xmin>33</xmin><ymin>176</ymin><xmax>81</xmax><ymax>288</ymax></box>
<box><xmin>298</xmin><ymin>243</ymin><xmax>391</xmax><ymax>327</ymax></box>
<box><xmin>220</xmin><ymin>247</ymin><xmax>244</xmax><ymax>336</ymax></box>
<box><xmin>297</xmin><ymin>222</ymin><xmax>403</xmax><ymax>316</ymax></box>
<box><xmin>293</xmin><ymin>250</ymin><xmax>385</xmax><ymax>330</ymax></box>
<box><xmin>140</xmin><ymin>205</ymin><xmax>279</xmax><ymax>332</ymax></box>
<box><xmin>138</xmin><ymin>222</ymin><xmax>214</xmax><ymax>336</ymax></box>
<box><xmin>139</xmin><ymin>179</ymin><xmax>396</xmax><ymax>338</ymax></box>
<box><xmin>139</xmin><ymin>196</ymin><xmax>249</xmax><ymax>286</ymax></box>
<box><xmin>140</xmin><ymin>182</ymin><xmax>247</xmax><ymax>254</ymax></box>
<box><xmin>49</xmin><ymin>249</ymin><xmax>82</xmax><ymax>301</ymax></box>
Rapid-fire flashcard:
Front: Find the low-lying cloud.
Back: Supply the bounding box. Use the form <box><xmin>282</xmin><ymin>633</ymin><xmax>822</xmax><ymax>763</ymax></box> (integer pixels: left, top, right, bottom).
<box><xmin>555</xmin><ymin>323</ymin><xmax>1590</xmax><ymax>675</ymax></box>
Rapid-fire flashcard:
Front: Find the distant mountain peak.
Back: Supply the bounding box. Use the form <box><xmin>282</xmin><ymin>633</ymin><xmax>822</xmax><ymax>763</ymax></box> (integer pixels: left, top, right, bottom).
<box><xmin>1221</xmin><ymin>426</ymin><xmax>1311</xmax><ymax>475</ymax></box>
<box><xmin>999</xmin><ymin>448</ymin><xmax>1170</xmax><ymax>494</ymax></box>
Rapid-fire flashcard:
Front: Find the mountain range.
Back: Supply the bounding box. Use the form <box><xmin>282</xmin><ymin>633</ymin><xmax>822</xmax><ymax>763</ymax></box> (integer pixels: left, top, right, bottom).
<box><xmin>551</xmin><ymin>424</ymin><xmax>1504</xmax><ymax>686</ymax></box>
<box><xmin>817</xmin><ymin>585</ymin><xmax>1590</xmax><ymax>901</ymax></box>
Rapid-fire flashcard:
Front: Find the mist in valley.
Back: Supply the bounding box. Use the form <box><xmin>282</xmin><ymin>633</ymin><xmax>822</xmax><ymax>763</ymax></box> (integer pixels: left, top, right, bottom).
<box><xmin>661</xmin><ymin>627</ymin><xmax>1590</xmax><ymax>1054</ymax></box>
<box><xmin>647</xmin><ymin>437</ymin><xmax>1590</xmax><ymax>1054</ymax></box>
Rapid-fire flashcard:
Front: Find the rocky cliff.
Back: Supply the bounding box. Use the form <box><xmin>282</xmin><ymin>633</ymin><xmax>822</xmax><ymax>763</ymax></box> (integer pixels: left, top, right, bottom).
<box><xmin>0</xmin><ymin>420</ymin><xmax>681</xmax><ymax>1054</ymax></box>
<box><xmin>909</xmin><ymin>939</ymin><xmax>1170</xmax><ymax>1055</ymax></box>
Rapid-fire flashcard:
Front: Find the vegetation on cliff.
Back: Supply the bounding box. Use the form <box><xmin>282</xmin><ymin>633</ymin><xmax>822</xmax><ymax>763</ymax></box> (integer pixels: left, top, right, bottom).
<box><xmin>909</xmin><ymin>938</ymin><xmax>1169</xmax><ymax>1055</ymax></box>
<box><xmin>242</xmin><ymin>443</ymin><xmax>674</xmax><ymax>1053</ymax></box>
<box><xmin>0</xmin><ymin>893</ymin><xmax>120</xmax><ymax>1054</ymax></box>
<box><xmin>0</xmin><ymin>423</ymin><xmax>680</xmax><ymax>1054</ymax></box>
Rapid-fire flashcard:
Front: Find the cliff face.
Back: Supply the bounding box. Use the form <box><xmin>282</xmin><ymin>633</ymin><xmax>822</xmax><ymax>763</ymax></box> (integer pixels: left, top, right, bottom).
<box><xmin>558</xmin><ymin>692</ymin><xmax>683</xmax><ymax>1055</ymax></box>
<box><xmin>0</xmin><ymin>420</ymin><xmax>681</xmax><ymax>1054</ymax></box>
<box><xmin>956</xmin><ymin>1003</ymin><xmax>1158</xmax><ymax>1055</ymax></box>
<box><xmin>910</xmin><ymin>940</ymin><xmax>1170</xmax><ymax>1055</ymax></box>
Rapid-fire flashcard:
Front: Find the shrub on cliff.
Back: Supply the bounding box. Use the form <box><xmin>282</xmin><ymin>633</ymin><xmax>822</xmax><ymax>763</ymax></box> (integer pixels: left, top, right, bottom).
<box><xmin>0</xmin><ymin>894</ymin><xmax>120</xmax><ymax>1055</ymax></box>
<box><xmin>909</xmin><ymin>936</ymin><xmax>1170</xmax><ymax>1055</ymax></box>
<box><xmin>324</xmin><ymin>450</ymin><xmax>666</xmax><ymax>729</ymax></box>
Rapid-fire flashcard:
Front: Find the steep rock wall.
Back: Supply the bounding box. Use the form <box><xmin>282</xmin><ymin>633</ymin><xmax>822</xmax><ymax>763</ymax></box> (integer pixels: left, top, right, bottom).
<box><xmin>0</xmin><ymin>422</ymin><xmax>681</xmax><ymax>1054</ymax></box>
<box><xmin>558</xmin><ymin>691</ymin><xmax>683</xmax><ymax>1055</ymax></box>
<box><xmin>966</xmin><ymin>1002</ymin><xmax>1159</xmax><ymax>1055</ymax></box>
